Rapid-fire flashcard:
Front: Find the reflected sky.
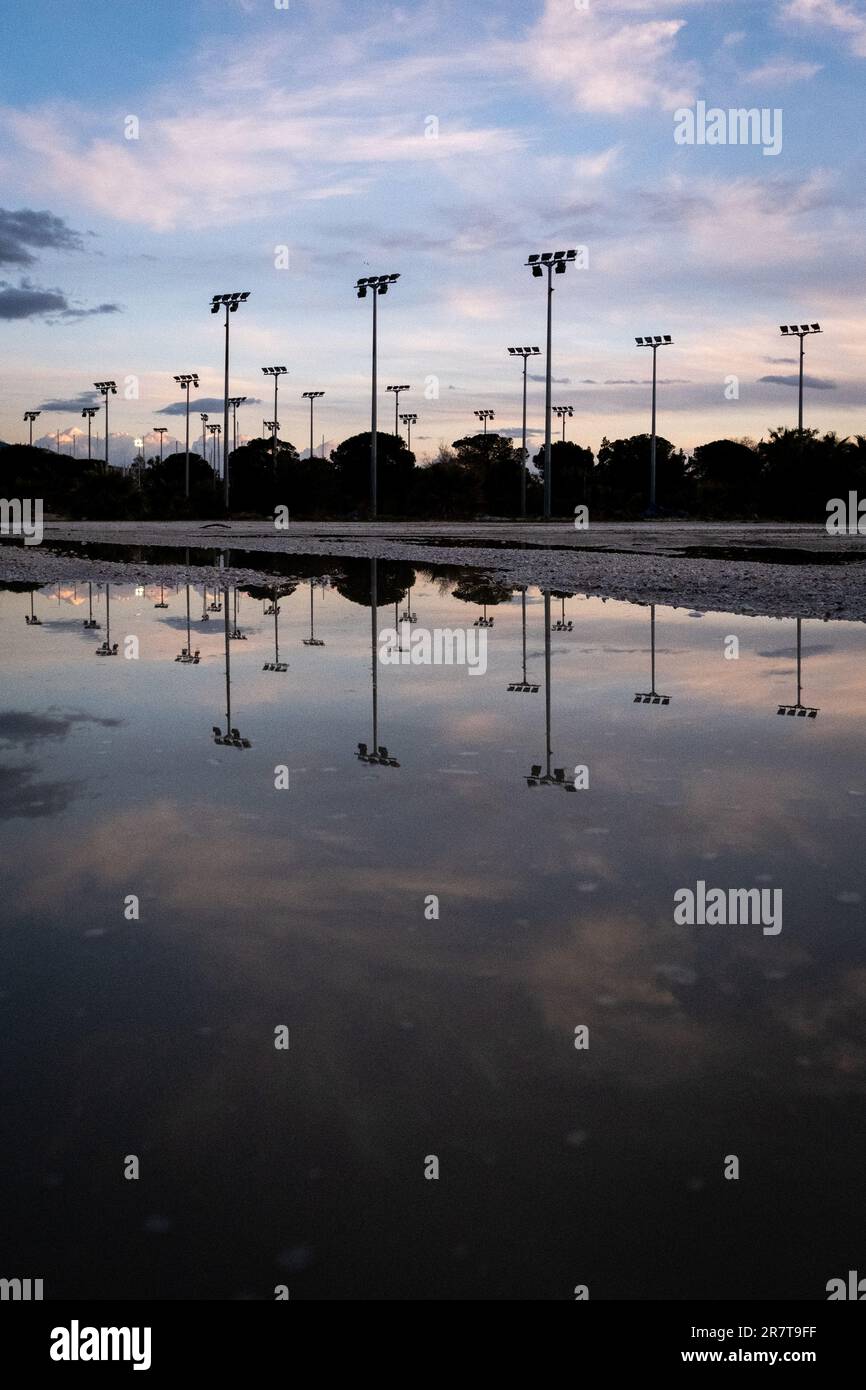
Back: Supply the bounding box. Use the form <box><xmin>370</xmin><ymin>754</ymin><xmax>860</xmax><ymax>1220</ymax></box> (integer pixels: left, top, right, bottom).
<box><xmin>1</xmin><ymin>562</ymin><xmax>865</xmax><ymax>1300</ymax></box>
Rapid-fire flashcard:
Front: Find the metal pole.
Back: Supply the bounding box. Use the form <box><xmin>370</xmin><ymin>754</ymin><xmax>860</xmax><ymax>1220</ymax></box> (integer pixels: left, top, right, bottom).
<box><xmin>394</xmin><ymin>389</ymin><xmax>399</xmax><ymax>435</ymax></box>
<box><xmin>544</xmin><ymin>265</ymin><xmax>553</xmax><ymax>519</ymax></box>
<box><xmin>310</xmin><ymin>395</ymin><xmax>314</xmax><ymax>462</ymax></box>
<box><xmin>224</xmin><ymin>593</ymin><xmax>231</xmax><ymax>734</ymax></box>
<box><xmin>521</xmin><ymin>356</ymin><xmax>528</xmax><ymax>518</ymax></box>
<box><xmin>798</xmin><ymin>334</ymin><xmax>805</xmax><ymax>438</ymax></box>
<box><xmin>273</xmin><ymin>375</ymin><xmax>279</xmax><ymax>462</ymax></box>
<box><xmin>650</xmin><ymin>344</ymin><xmax>658</xmax><ymax>512</ymax></box>
<box><xmin>104</xmin><ymin>395</ymin><xmax>109</xmax><ymax>471</ymax></box>
<box><xmin>796</xmin><ymin>617</ymin><xmax>802</xmax><ymax>707</ymax></box>
<box><xmin>371</xmin><ymin>291</ymin><xmax>378</xmax><ymax>519</ymax></box>
<box><xmin>371</xmin><ymin>558</ymin><xmax>378</xmax><ymax>749</ymax></box>
<box><xmin>184</xmin><ymin>382</ymin><xmax>190</xmax><ymax>498</ymax></box>
<box><xmin>544</xmin><ymin>590</ymin><xmax>552</xmax><ymax>776</ymax></box>
<box><xmin>223</xmin><ymin>306</ymin><xmax>230</xmax><ymax>508</ymax></box>
<box><xmin>650</xmin><ymin>603</ymin><xmax>656</xmax><ymax>694</ymax></box>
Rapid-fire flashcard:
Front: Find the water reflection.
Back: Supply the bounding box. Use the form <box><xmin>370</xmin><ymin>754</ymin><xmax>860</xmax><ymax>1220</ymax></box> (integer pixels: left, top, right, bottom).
<box><xmin>1</xmin><ymin>558</ymin><xmax>865</xmax><ymax>1299</ymax></box>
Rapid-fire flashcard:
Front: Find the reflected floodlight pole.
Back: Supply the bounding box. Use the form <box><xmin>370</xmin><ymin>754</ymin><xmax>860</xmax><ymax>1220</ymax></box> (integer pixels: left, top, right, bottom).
<box><xmin>173</xmin><ymin>372</ymin><xmax>200</xmax><ymax>497</ymax></box>
<box><xmin>635</xmin><ymin>335</ymin><xmax>673</xmax><ymax>512</ymax></box>
<box><xmin>228</xmin><ymin>396</ymin><xmax>246</xmax><ymax>456</ymax></box>
<box><xmin>553</xmin><ymin>404</ymin><xmax>573</xmax><ymax>442</ymax></box>
<box><xmin>633</xmin><ymin>604</ymin><xmax>672</xmax><ymax>705</ymax></box>
<box><xmin>210</xmin><ymin>291</ymin><xmax>250</xmax><ymax>509</ymax></box>
<box><xmin>399</xmin><ymin>412</ymin><xmax>417</xmax><ymax>453</ymax></box>
<box><xmin>779</xmin><ymin>322</ymin><xmax>822</xmax><ymax>444</ymax></box>
<box><xmin>303</xmin><ymin>579</ymin><xmax>326</xmax><ymax>646</ymax></box>
<box><xmin>474</xmin><ymin>408</ymin><xmax>495</xmax><ymax>436</ymax></box>
<box><xmin>262</xmin><ymin>366</ymin><xmax>288</xmax><ymax>463</ymax></box>
<box><xmin>302</xmin><ymin>391</ymin><xmax>324</xmax><ymax>460</ymax></box>
<box><xmin>525</xmin><ymin>591</ymin><xmax>574</xmax><ymax>788</ymax></box>
<box><xmin>24</xmin><ymin>410</ymin><xmax>41</xmax><ymax>446</ymax></box>
<box><xmin>355</xmin><ymin>272</ymin><xmax>401</xmax><ymax>519</ymax></box>
<box><xmin>93</xmin><ymin>381</ymin><xmax>117</xmax><ymax>471</ymax></box>
<box><xmin>526</xmin><ymin>250</ymin><xmax>578</xmax><ymax>518</ymax></box>
<box><xmin>95</xmin><ymin>583</ymin><xmax>119</xmax><ymax>655</ymax></box>
<box><xmin>211</xmin><ymin>589</ymin><xmax>251</xmax><ymax>746</ymax></box>
<box><xmin>262</xmin><ymin>588</ymin><xmax>287</xmax><ymax>671</ymax></box>
<box><xmin>508</xmin><ymin>346</ymin><xmax>541</xmax><ymax>518</ymax></box>
<box><xmin>386</xmin><ymin>384</ymin><xmax>410</xmax><ymax>435</ymax></box>
<box><xmin>355</xmin><ymin>558</ymin><xmax>399</xmax><ymax>767</ymax></box>
<box><xmin>153</xmin><ymin>426</ymin><xmax>167</xmax><ymax>463</ymax></box>
<box><xmin>776</xmin><ymin>617</ymin><xmax>820</xmax><ymax>717</ymax></box>
<box><xmin>507</xmin><ymin>589</ymin><xmax>540</xmax><ymax>693</ymax></box>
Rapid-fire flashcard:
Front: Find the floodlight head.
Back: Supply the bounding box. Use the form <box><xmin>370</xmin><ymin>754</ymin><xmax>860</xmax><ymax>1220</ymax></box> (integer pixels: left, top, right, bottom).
<box><xmin>654</xmin><ymin>335</ymin><xmax>662</xmax><ymax>343</ymax></box>
<box><xmin>532</xmin><ymin>265</ymin><xmax>543</xmax><ymax>277</ymax></box>
<box><xmin>780</xmin><ymin>325</ymin><xmax>789</xmax><ymax>334</ymax></box>
<box><xmin>555</xmin><ymin>260</ymin><xmax>566</xmax><ymax>273</ymax></box>
<box><xmin>357</xmin><ymin>285</ymin><xmax>367</xmax><ymax>298</ymax></box>
<box><xmin>789</xmin><ymin>324</ymin><xmax>799</xmax><ymax>333</ymax></box>
<box><xmin>210</xmin><ymin>301</ymin><xmax>220</xmax><ymax>314</ymax></box>
<box><xmin>540</xmin><ymin>252</ymin><xmax>552</xmax><ymax>263</ymax></box>
<box><xmin>800</xmin><ymin>323</ymin><xmax>810</xmax><ymax>331</ymax></box>
<box><xmin>566</xmin><ymin>249</ymin><xmax>577</xmax><ymax>260</ymax></box>
<box><xmin>527</xmin><ymin>254</ymin><xmax>540</xmax><ymax>264</ymax></box>
<box><xmin>811</xmin><ymin>323</ymin><xmax>821</xmax><ymax>331</ymax></box>
<box><xmin>664</xmin><ymin>335</ymin><xmax>672</xmax><ymax>343</ymax></box>
<box><xmin>635</xmin><ymin>337</ymin><xmax>643</xmax><ymax>345</ymax></box>
<box><xmin>553</xmin><ymin>251</ymin><xmax>565</xmax><ymax>261</ymax></box>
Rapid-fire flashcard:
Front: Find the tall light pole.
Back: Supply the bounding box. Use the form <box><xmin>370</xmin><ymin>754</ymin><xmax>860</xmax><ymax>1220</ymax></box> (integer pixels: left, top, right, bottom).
<box><xmin>228</xmin><ymin>396</ymin><xmax>246</xmax><ymax>455</ymax></box>
<box><xmin>399</xmin><ymin>412</ymin><xmax>417</xmax><ymax>452</ymax></box>
<box><xmin>355</xmin><ymin>272</ymin><xmax>400</xmax><ymax>519</ymax></box>
<box><xmin>93</xmin><ymin>381</ymin><xmax>117</xmax><ymax>472</ymax></box>
<box><xmin>635</xmin><ymin>335</ymin><xmax>673</xmax><ymax>513</ymax></box>
<box><xmin>507</xmin><ymin>346</ymin><xmax>540</xmax><ymax>519</ymax></box>
<box><xmin>262</xmin><ymin>366</ymin><xmax>287</xmax><ymax>463</ymax></box>
<box><xmin>173</xmin><ymin>372</ymin><xmax>199</xmax><ymax>498</ymax></box>
<box><xmin>24</xmin><ymin>410</ymin><xmax>40</xmax><ymax>446</ymax></box>
<box><xmin>210</xmin><ymin>291</ymin><xmax>250</xmax><ymax>509</ymax></box>
<box><xmin>780</xmin><ymin>323</ymin><xmax>822</xmax><ymax>442</ymax></box>
<box><xmin>553</xmin><ymin>404</ymin><xmax>573</xmax><ymax>441</ymax></box>
<box><xmin>200</xmin><ymin>413</ymin><xmax>209</xmax><ymax>472</ymax></box>
<box><xmin>153</xmin><ymin>426</ymin><xmax>168</xmax><ymax>463</ymax></box>
<box><xmin>474</xmin><ymin>409</ymin><xmax>495</xmax><ymax>436</ymax></box>
<box><xmin>302</xmin><ymin>390</ymin><xmax>324</xmax><ymax>460</ymax></box>
<box><xmin>525</xmin><ymin>250</ymin><xmax>579</xmax><ymax>519</ymax></box>
<box><xmin>386</xmin><ymin>384</ymin><xmax>410</xmax><ymax>435</ymax></box>
<box><xmin>81</xmin><ymin>407</ymin><xmax>98</xmax><ymax>459</ymax></box>
<box><xmin>207</xmin><ymin>422</ymin><xmax>221</xmax><ymax>472</ymax></box>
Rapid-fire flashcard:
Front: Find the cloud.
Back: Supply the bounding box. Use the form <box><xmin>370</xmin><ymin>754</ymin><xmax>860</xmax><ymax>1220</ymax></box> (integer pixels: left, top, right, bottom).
<box><xmin>529</xmin><ymin>374</ymin><xmax>571</xmax><ymax>384</ymax></box>
<box><xmin>759</xmin><ymin>373</ymin><xmax>837</xmax><ymax>388</ymax></box>
<box><xmin>744</xmin><ymin>57</ymin><xmax>823</xmax><ymax>84</ymax></box>
<box><xmin>0</xmin><ymin>207</ymin><xmax>85</xmax><ymax>267</ymax></box>
<box><xmin>0</xmin><ymin>765</ymin><xmax>81</xmax><ymax>820</ymax></box>
<box><xmin>516</xmin><ymin>0</ymin><xmax>698</xmax><ymax>114</ymax></box>
<box><xmin>0</xmin><ymin>280</ymin><xmax>68</xmax><ymax>319</ymax></box>
<box><xmin>0</xmin><ymin>709</ymin><xmax>121</xmax><ymax>746</ymax></box>
<box><xmin>156</xmin><ymin>397</ymin><xmax>262</xmax><ymax>415</ymax></box>
<box><xmin>36</xmin><ymin>391</ymin><xmax>100</xmax><ymax>412</ymax></box>
<box><xmin>780</xmin><ymin>0</ymin><xmax>866</xmax><ymax>58</ymax></box>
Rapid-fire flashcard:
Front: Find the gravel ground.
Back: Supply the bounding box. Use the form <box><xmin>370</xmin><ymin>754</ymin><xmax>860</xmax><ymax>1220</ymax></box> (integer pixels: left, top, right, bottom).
<box><xmin>2</xmin><ymin>519</ymin><xmax>865</xmax><ymax>621</ymax></box>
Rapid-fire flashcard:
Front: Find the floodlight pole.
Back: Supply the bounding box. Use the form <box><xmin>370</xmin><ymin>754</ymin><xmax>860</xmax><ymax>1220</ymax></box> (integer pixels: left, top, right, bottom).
<box><xmin>222</xmin><ymin>306</ymin><xmax>231</xmax><ymax>507</ymax></box>
<box><xmin>650</xmin><ymin>342</ymin><xmax>658</xmax><ymax>512</ymax></box>
<box><xmin>371</xmin><ymin>288</ymin><xmax>378</xmax><ymax>518</ymax></box>
<box><xmin>543</xmin><ymin>268</ymin><xmax>554</xmax><ymax>518</ymax></box>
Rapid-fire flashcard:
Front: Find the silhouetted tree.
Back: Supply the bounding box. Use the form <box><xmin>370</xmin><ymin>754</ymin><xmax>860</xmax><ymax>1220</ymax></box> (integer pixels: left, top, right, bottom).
<box><xmin>531</xmin><ymin>439</ymin><xmax>594</xmax><ymax>515</ymax></box>
<box><xmin>451</xmin><ymin>432</ymin><xmax>522</xmax><ymax>515</ymax></box>
<box><xmin>595</xmin><ymin>434</ymin><xmax>691</xmax><ymax>515</ymax></box>
<box><xmin>330</xmin><ymin>432</ymin><xmax>415</xmax><ymax>515</ymax></box>
<box><xmin>690</xmin><ymin>439</ymin><xmax>761</xmax><ymax>517</ymax></box>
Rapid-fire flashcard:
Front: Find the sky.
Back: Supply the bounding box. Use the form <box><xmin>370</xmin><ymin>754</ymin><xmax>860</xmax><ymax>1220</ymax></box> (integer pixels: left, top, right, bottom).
<box><xmin>0</xmin><ymin>0</ymin><xmax>864</xmax><ymax>464</ymax></box>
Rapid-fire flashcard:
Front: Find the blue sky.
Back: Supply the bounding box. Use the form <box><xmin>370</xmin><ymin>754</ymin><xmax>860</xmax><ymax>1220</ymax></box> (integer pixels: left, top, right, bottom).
<box><xmin>1</xmin><ymin>0</ymin><xmax>864</xmax><ymax>462</ymax></box>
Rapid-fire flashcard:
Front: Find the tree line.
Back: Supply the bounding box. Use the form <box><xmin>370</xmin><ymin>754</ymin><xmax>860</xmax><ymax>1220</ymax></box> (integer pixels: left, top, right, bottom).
<box><xmin>2</xmin><ymin>426</ymin><xmax>865</xmax><ymax>522</ymax></box>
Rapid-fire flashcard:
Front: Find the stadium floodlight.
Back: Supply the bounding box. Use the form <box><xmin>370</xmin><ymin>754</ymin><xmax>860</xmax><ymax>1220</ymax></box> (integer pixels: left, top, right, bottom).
<box><xmin>386</xmin><ymin>384</ymin><xmax>410</xmax><ymax>435</ymax></box>
<box><xmin>354</xmin><ymin>272</ymin><xmax>401</xmax><ymax>517</ymax></box>
<box><xmin>779</xmin><ymin>320</ymin><xmax>823</xmax><ymax>438</ymax></box>
<box><xmin>525</xmin><ymin>251</ymin><xmax>579</xmax><ymax>516</ymax></box>
<box><xmin>553</xmin><ymin>404</ymin><xmax>573</xmax><ymax>441</ymax></box>
<box><xmin>80</xmin><ymin>406</ymin><xmax>98</xmax><ymax>459</ymax></box>
<box><xmin>93</xmin><ymin>382</ymin><xmax>117</xmax><ymax>470</ymax></box>
<box><xmin>153</xmin><ymin>425</ymin><xmax>168</xmax><ymax>463</ymax></box>
<box><xmin>173</xmin><ymin>372</ymin><xmax>200</xmax><ymax>496</ymax></box>
<box><xmin>474</xmin><ymin>408</ymin><xmax>495</xmax><ymax>435</ymax></box>
<box><xmin>399</xmin><ymin>411</ymin><xmax>417</xmax><ymax>451</ymax></box>
<box><xmin>210</xmin><ymin>292</ymin><xmax>250</xmax><ymax>507</ymax></box>
<box><xmin>508</xmin><ymin>346</ymin><xmax>541</xmax><ymax>517</ymax></box>
<box><xmin>24</xmin><ymin>410</ymin><xmax>41</xmax><ymax>447</ymax></box>
<box><xmin>228</xmin><ymin>396</ymin><xmax>246</xmax><ymax>454</ymax></box>
<box><xmin>262</xmin><ymin>366</ymin><xmax>288</xmax><ymax>458</ymax></box>
<box><xmin>302</xmin><ymin>390</ymin><xmax>325</xmax><ymax>460</ymax></box>
<box><xmin>634</xmin><ymin>336</ymin><xmax>674</xmax><ymax>511</ymax></box>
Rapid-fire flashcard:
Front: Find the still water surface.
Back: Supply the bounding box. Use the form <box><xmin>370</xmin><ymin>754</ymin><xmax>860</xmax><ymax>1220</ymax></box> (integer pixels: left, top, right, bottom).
<box><xmin>1</xmin><ymin>559</ymin><xmax>864</xmax><ymax>1299</ymax></box>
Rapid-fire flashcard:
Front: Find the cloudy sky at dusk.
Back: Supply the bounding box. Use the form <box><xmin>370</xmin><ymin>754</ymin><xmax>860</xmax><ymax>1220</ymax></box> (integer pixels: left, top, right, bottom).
<box><xmin>0</xmin><ymin>0</ymin><xmax>863</xmax><ymax>462</ymax></box>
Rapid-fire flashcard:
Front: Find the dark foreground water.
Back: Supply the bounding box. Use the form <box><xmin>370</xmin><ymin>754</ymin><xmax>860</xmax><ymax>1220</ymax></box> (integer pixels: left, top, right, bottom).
<box><xmin>1</xmin><ymin>558</ymin><xmax>865</xmax><ymax>1300</ymax></box>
